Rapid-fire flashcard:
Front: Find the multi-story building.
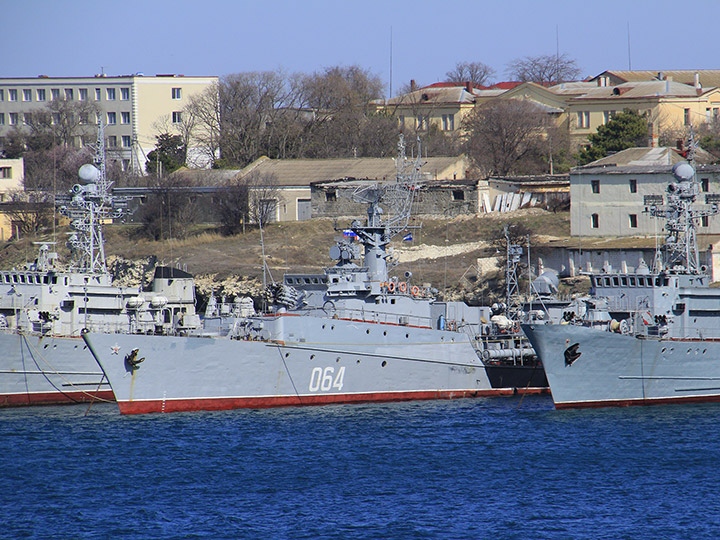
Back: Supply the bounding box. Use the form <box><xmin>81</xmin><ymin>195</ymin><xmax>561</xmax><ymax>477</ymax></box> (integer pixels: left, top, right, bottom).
<box><xmin>570</xmin><ymin>147</ymin><xmax>720</xmax><ymax>237</ymax></box>
<box><xmin>0</xmin><ymin>74</ymin><xmax>218</xmax><ymax>174</ymax></box>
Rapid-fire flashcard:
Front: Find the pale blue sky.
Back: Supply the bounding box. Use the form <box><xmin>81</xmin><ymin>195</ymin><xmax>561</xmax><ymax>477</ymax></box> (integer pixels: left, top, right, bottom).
<box><xmin>3</xmin><ymin>0</ymin><xmax>719</xmax><ymax>96</ymax></box>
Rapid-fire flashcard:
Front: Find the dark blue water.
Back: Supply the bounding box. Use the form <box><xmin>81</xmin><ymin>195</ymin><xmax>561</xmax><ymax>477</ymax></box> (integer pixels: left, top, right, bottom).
<box><xmin>2</xmin><ymin>396</ymin><xmax>720</xmax><ymax>539</ymax></box>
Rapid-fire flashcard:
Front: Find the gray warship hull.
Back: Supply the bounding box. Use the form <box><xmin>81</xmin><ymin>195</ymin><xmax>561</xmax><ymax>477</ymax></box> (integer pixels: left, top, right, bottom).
<box><xmin>0</xmin><ymin>332</ymin><xmax>112</xmax><ymax>406</ymax></box>
<box><xmin>84</xmin><ymin>314</ymin><xmax>542</xmax><ymax>415</ymax></box>
<box><xmin>523</xmin><ymin>323</ymin><xmax>720</xmax><ymax>408</ymax></box>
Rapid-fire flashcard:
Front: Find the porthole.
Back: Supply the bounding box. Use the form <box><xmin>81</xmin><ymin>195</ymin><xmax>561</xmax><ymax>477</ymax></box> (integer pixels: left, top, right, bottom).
<box><xmin>285</xmin><ymin>352</ymin><xmax>290</xmax><ymax>358</ymax></box>
<box><xmin>383</xmin><ymin>331</ymin><xmax>387</xmax><ymax>336</ymax></box>
<box><xmin>310</xmin><ymin>354</ymin><xmax>315</xmax><ymax>360</ymax></box>
<box><xmin>405</xmin><ymin>333</ymin><xmax>409</xmax><ymax>339</ymax></box>
<box><xmin>366</xmin><ymin>329</ymin><xmax>370</xmax><ymax>335</ymax></box>
<box><xmin>381</xmin><ymin>361</ymin><xmax>387</xmax><ymax>367</ymax></box>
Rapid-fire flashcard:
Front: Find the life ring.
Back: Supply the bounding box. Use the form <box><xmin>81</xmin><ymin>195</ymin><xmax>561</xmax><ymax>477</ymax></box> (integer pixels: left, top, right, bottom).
<box><xmin>398</xmin><ymin>282</ymin><xmax>407</xmax><ymax>293</ymax></box>
<box><xmin>411</xmin><ymin>286</ymin><xmax>420</xmax><ymax>296</ymax></box>
<box><xmin>387</xmin><ymin>282</ymin><xmax>396</xmax><ymax>292</ymax></box>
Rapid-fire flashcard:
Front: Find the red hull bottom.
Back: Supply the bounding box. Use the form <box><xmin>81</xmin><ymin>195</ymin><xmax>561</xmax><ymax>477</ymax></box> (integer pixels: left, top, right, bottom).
<box><xmin>0</xmin><ymin>390</ymin><xmax>115</xmax><ymax>408</ymax></box>
<box><xmin>555</xmin><ymin>393</ymin><xmax>720</xmax><ymax>410</ymax></box>
<box><xmin>118</xmin><ymin>387</ymin><xmax>549</xmax><ymax>414</ymax></box>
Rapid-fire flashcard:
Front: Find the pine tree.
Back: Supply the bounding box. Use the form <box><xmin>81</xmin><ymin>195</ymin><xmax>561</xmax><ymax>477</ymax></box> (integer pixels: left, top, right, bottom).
<box><xmin>577</xmin><ymin>109</ymin><xmax>648</xmax><ymax>165</ymax></box>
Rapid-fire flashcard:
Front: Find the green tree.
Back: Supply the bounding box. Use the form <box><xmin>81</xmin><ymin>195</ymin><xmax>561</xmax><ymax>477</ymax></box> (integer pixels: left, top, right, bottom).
<box><xmin>146</xmin><ymin>133</ymin><xmax>186</xmax><ymax>176</ymax></box>
<box><xmin>577</xmin><ymin>109</ymin><xmax>648</xmax><ymax>165</ymax></box>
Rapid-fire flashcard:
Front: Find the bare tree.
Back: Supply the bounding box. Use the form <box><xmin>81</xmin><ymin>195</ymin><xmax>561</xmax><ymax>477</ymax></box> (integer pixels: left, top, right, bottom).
<box><xmin>246</xmin><ymin>172</ymin><xmax>280</xmax><ymax>227</ymax></box>
<box><xmin>216</xmin><ymin>176</ymin><xmax>250</xmax><ymax>235</ymax></box>
<box><xmin>25</xmin><ymin>98</ymin><xmax>100</xmax><ymax>147</ymax></box>
<box><xmin>184</xmin><ymin>83</ymin><xmax>222</xmax><ymax>167</ymax></box>
<box><xmin>3</xmin><ymin>190</ymin><xmax>54</xmax><ymax>238</ymax></box>
<box><xmin>446</xmin><ymin>61</ymin><xmax>495</xmax><ymax>87</ymax></box>
<box><xmin>462</xmin><ymin>99</ymin><xmax>554</xmax><ymax>176</ymax></box>
<box><xmin>135</xmin><ymin>174</ymin><xmax>199</xmax><ymax>240</ymax></box>
<box><xmin>506</xmin><ymin>54</ymin><xmax>581</xmax><ymax>84</ymax></box>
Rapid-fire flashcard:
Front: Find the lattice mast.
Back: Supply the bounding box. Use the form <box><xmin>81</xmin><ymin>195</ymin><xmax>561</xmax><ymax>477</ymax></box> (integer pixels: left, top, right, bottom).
<box><xmin>57</xmin><ymin>122</ymin><xmax>130</xmax><ymax>273</ymax></box>
<box><xmin>644</xmin><ymin>131</ymin><xmax>719</xmax><ymax>275</ymax></box>
<box><xmin>347</xmin><ymin>135</ymin><xmax>424</xmax><ymax>281</ymax></box>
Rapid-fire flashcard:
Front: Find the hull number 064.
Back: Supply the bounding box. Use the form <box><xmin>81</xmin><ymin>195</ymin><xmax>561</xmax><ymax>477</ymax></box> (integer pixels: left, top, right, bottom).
<box><xmin>309</xmin><ymin>366</ymin><xmax>345</xmax><ymax>392</ymax></box>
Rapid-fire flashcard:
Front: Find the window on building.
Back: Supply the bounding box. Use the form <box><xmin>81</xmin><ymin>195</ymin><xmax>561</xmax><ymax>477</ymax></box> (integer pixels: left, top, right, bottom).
<box><xmin>702</xmin><ymin>216</ymin><xmax>709</xmax><ymax>227</ymax></box>
<box><xmin>398</xmin><ymin>115</ymin><xmax>405</xmax><ymax>128</ymax></box>
<box><xmin>79</xmin><ymin>88</ymin><xmax>87</xmax><ymax>101</ymax></box>
<box><xmin>172</xmin><ymin>111</ymin><xmax>182</xmax><ymax>123</ymax></box>
<box><xmin>51</xmin><ymin>113</ymin><xmax>60</xmax><ymax>125</ymax></box>
<box><xmin>172</xmin><ymin>87</ymin><xmax>182</xmax><ymax>99</ymax></box>
<box><xmin>51</xmin><ymin>89</ymin><xmax>59</xmax><ymax>100</ymax></box>
<box><xmin>715</xmin><ymin>108</ymin><xmax>720</xmax><ymax>123</ymax></box>
<box><xmin>9</xmin><ymin>89</ymin><xmax>17</xmax><ymax>101</ymax></box>
<box><xmin>121</xmin><ymin>159</ymin><xmax>130</xmax><ymax>171</ymax></box>
<box><xmin>629</xmin><ymin>214</ymin><xmax>638</xmax><ymax>228</ymax></box>
<box><xmin>684</xmin><ymin>108</ymin><xmax>691</xmax><ymax>126</ymax></box>
<box><xmin>107</xmin><ymin>112</ymin><xmax>116</xmax><ymax>124</ymax></box>
<box><xmin>325</xmin><ymin>190</ymin><xmax>337</xmax><ymax>202</ymax></box>
<box><xmin>452</xmin><ymin>190</ymin><xmax>465</xmax><ymax>201</ymax></box>
<box><xmin>79</xmin><ymin>113</ymin><xmax>89</xmax><ymax>125</ymax></box>
<box><xmin>22</xmin><ymin>89</ymin><xmax>32</xmax><ymax>102</ymax></box>
<box><xmin>0</xmin><ymin>113</ymin><xmax>4</xmax><ymax>125</ymax></box>
<box><xmin>577</xmin><ymin>111</ymin><xmax>590</xmax><ymax>128</ymax></box>
<box><xmin>122</xmin><ymin>136</ymin><xmax>131</xmax><ymax>147</ymax></box>
<box><xmin>0</xmin><ymin>167</ymin><xmax>11</xmax><ymax>178</ymax></box>
<box><xmin>121</xmin><ymin>112</ymin><xmax>130</xmax><ymax>124</ymax></box>
<box><xmin>0</xmin><ymin>89</ymin><xmax>4</xmax><ymax>100</ymax></box>
<box><xmin>9</xmin><ymin>113</ymin><xmax>18</xmax><ymax>125</ymax></box>
<box><xmin>65</xmin><ymin>89</ymin><xmax>73</xmax><ymax>100</ymax></box>
<box><xmin>106</xmin><ymin>88</ymin><xmax>116</xmax><ymax>100</ymax></box>
<box><xmin>23</xmin><ymin>113</ymin><xmax>31</xmax><ymax>125</ymax></box>
<box><xmin>95</xmin><ymin>88</ymin><xmax>101</xmax><ymax>100</ymax></box>
<box><xmin>702</xmin><ymin>178</ymin><xmax>709</xmax><ymax>192</ymax></box>
<box><xmin>591</xmin><ymin>213</ymin><xmax>599</xmax><ymax>229</ymax></box>
<box><xmin>416</xmin><ymin>115</ymin><xmax>427</xmax><ymax>131</ymax></box>
<box><xmin>36</xmin><ymin>89</ymin><xmax>46</xmax><ymax>101</ymax></box>
<box><xmin>591</xmin><ymin>179</ymin><xmax>600</xmax><ymax>194</ymax></box>
<box><xmin>603</xmin><ymin>110</ymin><xmax>615</xmax><ymax>124</ymax></box>
<box><xmin>108</xmin><ymin>136</ymin><xmax>117</xmax><ymax>147</ymax></box>
<box><xmin>121</xmin><ymin>88</ymin><xmax>130</xmax><ymax>100</ymax></box>
<box><xmin>442</xmin><ymin>114</ymin><xmax>455</xmax><ymax>131</ymax></box>
<box><xmin>629</xmin><ymin>179</ymin><xmax>637</xmax><ymax>193</ymax></box>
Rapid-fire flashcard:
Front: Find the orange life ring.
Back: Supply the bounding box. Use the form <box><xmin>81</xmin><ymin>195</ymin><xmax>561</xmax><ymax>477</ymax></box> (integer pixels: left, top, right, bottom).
<box><xmin>387</xmin><ymin>282</ymin><xmax>396</xmax><ymax>292</ymax></box>
<box><xmin>411</xmin><ymin>286</ymin><xmax>420</xmax><ymax>296</ymax></box>
<box><xmin>398</xmin><ymin>282</ymin><xmax>407</xmax><ymax>293</ymax></box>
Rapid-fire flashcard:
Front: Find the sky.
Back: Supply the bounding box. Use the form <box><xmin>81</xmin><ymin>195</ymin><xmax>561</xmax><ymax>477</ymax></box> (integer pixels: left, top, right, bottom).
<box><xmin>4</xmin><ymin>0</ymin><xmax>720</xmax><ymax>97</ymax></box>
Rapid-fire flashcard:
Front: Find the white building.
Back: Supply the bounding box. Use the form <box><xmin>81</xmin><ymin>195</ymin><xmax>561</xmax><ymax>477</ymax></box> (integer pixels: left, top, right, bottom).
<box><xmin>570</xmin><ymin>147</ymin><xmax>720</xmax><ymax>237</ymax></box>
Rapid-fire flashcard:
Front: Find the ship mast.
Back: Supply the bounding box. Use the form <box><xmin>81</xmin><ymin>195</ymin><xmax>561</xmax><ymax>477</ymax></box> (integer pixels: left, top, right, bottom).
<box><xmin>644</xmin><ymin>131</ymin><xmax>719</xmax><ymax>275</ymax></box>
<box><xmin>347</xmin><ymin>135</ymin><xmax>423</xmax><ymax>282</ymax></box>
<box><xmin>56</xmin><ymin>121</ymin><xmax>130</xmax><ymax>273</ymax></box>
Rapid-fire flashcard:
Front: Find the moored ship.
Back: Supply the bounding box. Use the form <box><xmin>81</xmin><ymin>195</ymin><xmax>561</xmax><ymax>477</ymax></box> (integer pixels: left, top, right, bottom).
<box><xmin>523</xmin><ymin>154</ymin><xmax>720</xmax><ymax>409</ymax></box>
<box><xmin>84</xmin><ymin>137</ymin><xmax>551</xmax><ymax>414</ymax></box>
<box><xmin>0</xmin><ymin>124</ymin><xmax>199</xmax><ymax>406</ymax></box>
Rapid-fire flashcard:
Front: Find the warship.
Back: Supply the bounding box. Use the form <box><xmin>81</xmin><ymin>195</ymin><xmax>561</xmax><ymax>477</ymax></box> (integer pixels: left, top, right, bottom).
<box><xmin>83</xmin><ymin>137</ymin><xmax>551</xmax><ymax>415</ymax></box>
<box><xmin>0</xmin><ymin>124</ymin><xmax>199</xmax><ymax>406</ymax></box>
<box><xmin>522</xmin><ymin>154</ymin><xmax>720</xmax><ymax>409</ymax></box>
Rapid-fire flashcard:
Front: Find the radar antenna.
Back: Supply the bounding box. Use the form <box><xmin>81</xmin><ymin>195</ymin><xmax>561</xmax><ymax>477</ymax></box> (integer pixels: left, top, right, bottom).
<box><xmin>56</xmin><ymin>121</ymin><xmax>131</xmax><ymax>273</ymax></box>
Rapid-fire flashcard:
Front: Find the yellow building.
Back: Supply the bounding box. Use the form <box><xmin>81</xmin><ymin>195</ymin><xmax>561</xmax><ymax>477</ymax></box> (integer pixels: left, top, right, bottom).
<box><xmin>0</xmin><ymin>74</ymin><xmax>218</xmax><ymax>174</ymax></box>
<box><xmin>0</xmin><ymin>158</ymin><xmax>24</xmax><ymax>240</ymax></box>
<box><xmin>370</xmin><ymin>81</ymin><xmax>505</xmax><ymax>134</ymax></box>
<box><xmin>566</xmin><ymin>79</ymin><xmax>720</xmax><ymax>147</ymax></box>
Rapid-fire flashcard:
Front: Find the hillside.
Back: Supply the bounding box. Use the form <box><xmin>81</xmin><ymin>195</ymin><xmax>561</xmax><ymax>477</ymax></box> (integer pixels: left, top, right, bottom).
<box><xmin>1</xmin><ymin>209</ymin><xmax>580</xmax><ymax>304</ymax></box>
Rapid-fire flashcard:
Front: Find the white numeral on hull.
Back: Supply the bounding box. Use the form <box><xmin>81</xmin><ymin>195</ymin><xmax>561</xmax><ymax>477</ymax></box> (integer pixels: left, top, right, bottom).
<box><xmin>309</xmin><ymin>366</ymin><xmax>345</xmax><ymax>392</ymax></box>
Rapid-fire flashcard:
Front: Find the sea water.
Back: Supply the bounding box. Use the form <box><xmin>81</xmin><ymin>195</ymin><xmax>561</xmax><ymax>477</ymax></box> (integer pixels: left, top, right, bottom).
<box><xmin>2</xmin><ymin>396</ymin><xmax>720</xmax><ymax>539</ymax></box>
